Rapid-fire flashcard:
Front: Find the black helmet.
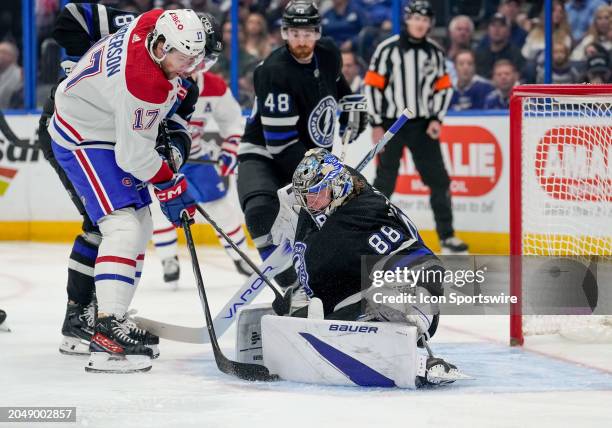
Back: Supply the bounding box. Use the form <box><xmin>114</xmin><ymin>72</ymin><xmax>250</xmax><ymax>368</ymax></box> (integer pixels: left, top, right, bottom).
<box><xmin>404</xmin><ymin>0</ymin><xmax>435</xmax><ymax>19</ymax></box>
<box><xmin>199</xmin><ymin>13</ymin><xmax>223</xmax><ymax>59</ymax></box>
<box><xmin>282</xmin><ymin>1</ymin><xmax>321</xmax><ymax>28</ymax></box>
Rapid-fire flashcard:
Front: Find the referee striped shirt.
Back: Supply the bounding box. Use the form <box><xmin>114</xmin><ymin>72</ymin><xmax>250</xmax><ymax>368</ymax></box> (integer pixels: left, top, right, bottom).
<box><xmin>364</xmin><ymin>32</ymin><xmax>453</xmax><ymax>125</ymax></box>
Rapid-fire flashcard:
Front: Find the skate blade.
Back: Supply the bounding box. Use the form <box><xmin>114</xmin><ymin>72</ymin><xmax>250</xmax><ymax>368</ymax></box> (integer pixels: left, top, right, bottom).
<box><xmin>440</xmin><ymin>248</ymin><xmax>469</xmax><ymax>256</ymax></box>
<box><xmin>0</xmin><ymin>324</ymin><xmax>11</xmax><ymax>333</ymax></box>
<box><xmin>59</xmin><ymin>336</ymin><xmax>90</xmax><ymax>355</ymax></box>
<box><xmin>85</xmin><ymin>352</ymin><xmax>152</xmax><ymax>373</ymax></box>
<box><xmin>429</xmin><ymin>366</ymin><xmax>474</xmax><ymax>384</ymax></box>
<box><xmin>165</xmin><ymin>280</ymin><xmax>179</xmax><ymax>291</ymax></box>
<box><xmin>147</xmin><ymin>344</ymin><xmax>160</xmax><ymax>359</ymax></box>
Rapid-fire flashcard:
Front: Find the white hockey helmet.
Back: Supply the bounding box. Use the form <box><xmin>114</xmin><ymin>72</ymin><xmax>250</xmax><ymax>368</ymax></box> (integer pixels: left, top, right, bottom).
<box><xmin>148</xmin><ymin>9</ymin><xmax>206</xmax><ymax>70</ymax></box>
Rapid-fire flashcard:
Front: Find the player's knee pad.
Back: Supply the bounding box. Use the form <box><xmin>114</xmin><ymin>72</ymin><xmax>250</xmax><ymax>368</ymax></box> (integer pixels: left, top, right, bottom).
<box><xmin>97</xmin><ymin>207</ymin><xmax>145</xmax><ymax>254</ymax></box>
<box><xmin>137</xmin><ymin>206</ymin><xmax>153</xmax><ymax>250</ymax></box>
<box><xmin>81</xmin><ymin>231</ymin><xmax>102</xmax><ymax>247</ymax></box>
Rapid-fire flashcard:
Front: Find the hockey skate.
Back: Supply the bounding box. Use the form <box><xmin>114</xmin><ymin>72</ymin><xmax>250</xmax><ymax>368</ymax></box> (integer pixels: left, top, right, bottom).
<box><xmin>86</xmin><ymin>315</ymin><xmax>153</xmax><ymax>373</ymax></box>
<box><xmin>59</xmin><ymin>300</ymin><xmax>96</xmax><ymax>355</ymax></box>
<box><xmin>123</xmin><ymin>310</ymin><xmax>160</xmax><ymax>359</ymax></box>
<box><xmin>440</xmin><ymin>236</ymin><xmax>469</xmax><ymax>254</ymax></box>
<box><xmin>162</xmin><ymin>256</ymin><xmax>180</xmax><ymax>290</ymax></box>
<box><xmin>417</xmin><ymin>356</ymin><xmax>473</xmax><ymax>387</ymax></box>
<box><xmin>0</xmin><ymin>309</ymin><xmax>10</xmax><ymax>332</ymax></box>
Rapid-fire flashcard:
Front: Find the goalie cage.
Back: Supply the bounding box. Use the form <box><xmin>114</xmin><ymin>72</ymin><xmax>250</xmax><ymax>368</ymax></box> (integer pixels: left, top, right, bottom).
<box><xmin>509</xmin><ymin>84</ymin><xmax>612</xmax><ymax>346</ymax></box>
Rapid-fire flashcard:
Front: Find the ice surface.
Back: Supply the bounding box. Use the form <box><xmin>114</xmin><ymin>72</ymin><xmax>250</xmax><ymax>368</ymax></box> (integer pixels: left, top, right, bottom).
<box><xmin>1</xmin><ymin>243</ymin><xmax>611</xmax><ymax>428</ymax></box>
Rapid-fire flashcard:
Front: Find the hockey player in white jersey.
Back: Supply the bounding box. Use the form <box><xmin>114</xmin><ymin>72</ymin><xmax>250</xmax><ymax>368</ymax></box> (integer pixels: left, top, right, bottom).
<box><xmin>48</xmin><ymin>8</ymin><xmax>208</xmax><ymax>373</ymax></box>
<box><xmin>150</xmin><ymin>69</ymin><xmax>254</xmax><ymax>288</ymax></box>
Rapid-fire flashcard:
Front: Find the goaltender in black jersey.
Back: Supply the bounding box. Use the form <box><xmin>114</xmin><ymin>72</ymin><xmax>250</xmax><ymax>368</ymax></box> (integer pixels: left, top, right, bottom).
<box><xmin>238</xmin><ymin>1</ymin><xmax>367</xmax><ymax>278</ymax></box>
<box><xmin>289</xmin><ymin>148</ymin><xmax>445</xmax><ymax>341</ymax></box>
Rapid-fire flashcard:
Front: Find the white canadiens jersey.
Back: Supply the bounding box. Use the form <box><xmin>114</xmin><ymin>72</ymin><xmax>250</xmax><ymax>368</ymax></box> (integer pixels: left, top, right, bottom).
<box><xmin>49</xmin><ymin>9</ymin><xmax>185</xmax><ymax>183</ymax></box>
<box><xmin>188</xmin><ymin>71</ymin><xmax>243</xmax><ymax>158</ymax></box>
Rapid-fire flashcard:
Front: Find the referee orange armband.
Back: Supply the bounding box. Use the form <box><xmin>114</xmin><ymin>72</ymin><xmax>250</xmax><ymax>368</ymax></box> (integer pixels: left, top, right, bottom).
<box><xmin>433</xmin><ymin>74</ymin><xmax>452</xmax><ymax>91</ymax></box>
<box><xmin>364</xmin><ymin>71</ymin><xmax>386</xmax><ymax>89</ymax></box>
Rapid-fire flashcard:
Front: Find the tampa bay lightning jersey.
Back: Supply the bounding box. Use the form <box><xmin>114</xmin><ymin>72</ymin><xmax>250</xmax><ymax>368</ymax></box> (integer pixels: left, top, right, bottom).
<box><xmin>239</xmin><ymin>37</ymin><xmax>353</xmax><ymax>179</ymax></box>
<box><xmin>292</xmin><ymin>169</ymin><xmax>434</xmax><ymax>316</ymax></box>
<box><xmin>53</xmin><ymin>2</ymin><xmax>138</xmax><ymax>58</ymax></box>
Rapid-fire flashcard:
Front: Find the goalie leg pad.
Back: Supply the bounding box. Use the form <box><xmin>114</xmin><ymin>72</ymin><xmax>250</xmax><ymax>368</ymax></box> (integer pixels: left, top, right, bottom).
<box><xmin>235</xmin><ymin>304</ymin><xmax>276</xmax><ymax>365</ymax></box>
<box><xmin>262</xmin><ymin>316</ymin><xmax>419</xmax><ymax>388</ymax></box>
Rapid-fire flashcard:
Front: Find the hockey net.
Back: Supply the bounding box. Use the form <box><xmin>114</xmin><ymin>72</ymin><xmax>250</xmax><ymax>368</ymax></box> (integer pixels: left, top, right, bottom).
<box><xmin>509</xmin><ymin>85</ymin><xmax>612</xmax><ymax>345</ymax></box>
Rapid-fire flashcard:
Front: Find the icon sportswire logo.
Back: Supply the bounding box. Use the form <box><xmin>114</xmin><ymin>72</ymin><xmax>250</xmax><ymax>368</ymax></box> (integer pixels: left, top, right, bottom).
<box><xmin>0</xmin><ymin>166</ymin><xmax>17</xmax><ymax>196</ymax></box>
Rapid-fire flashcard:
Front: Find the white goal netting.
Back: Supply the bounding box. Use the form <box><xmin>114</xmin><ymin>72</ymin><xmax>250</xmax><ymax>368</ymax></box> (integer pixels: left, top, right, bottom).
<box><xmin>516</xmin><ymin>90</ymin><xmax>612</xmax><ymax>343</ymax></box>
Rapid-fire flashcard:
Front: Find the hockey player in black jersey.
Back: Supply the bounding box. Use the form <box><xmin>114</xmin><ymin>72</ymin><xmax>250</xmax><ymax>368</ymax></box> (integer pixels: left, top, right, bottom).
<box><xmin>237</xmin><ymin>1</ymin><xmax>367</xmax><ymax>285</ymax></box>
<box><xmin>289</xmin><ymin>148</ymin><xmax>444</xmax><ymax>342</ymax></box>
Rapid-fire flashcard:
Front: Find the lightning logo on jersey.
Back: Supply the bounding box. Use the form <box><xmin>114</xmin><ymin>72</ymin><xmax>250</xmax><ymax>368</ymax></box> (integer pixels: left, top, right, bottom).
<box><xmin>308</xmin><ymin>96</ymin><xmax>336</xmax><ymax>148</ymax></box>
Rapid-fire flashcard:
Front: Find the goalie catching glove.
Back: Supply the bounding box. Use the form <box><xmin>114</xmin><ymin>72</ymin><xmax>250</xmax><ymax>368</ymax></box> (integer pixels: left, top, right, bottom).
<box><xmin>153</xmin><ymin>173</ymin><xmax>196</xmax><ymax>227</ymax></box>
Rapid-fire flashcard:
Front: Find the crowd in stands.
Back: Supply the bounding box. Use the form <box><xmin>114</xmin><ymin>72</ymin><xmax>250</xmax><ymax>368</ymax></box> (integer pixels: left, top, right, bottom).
<box><xmin>0</xmin><ymin>0</ymin><xmax>610</xmax><ymax>110</ymax></box>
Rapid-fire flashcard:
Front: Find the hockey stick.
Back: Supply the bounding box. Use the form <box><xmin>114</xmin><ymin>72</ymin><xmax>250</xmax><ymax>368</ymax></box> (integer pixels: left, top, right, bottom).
<box><xmin>194</xmin><ymin>205</ymin><xmax>289</xmax><ymax>314</ymax></box>
<box><xmin>133</xmin><ymin>240</ymin><xmax>292</xmax><ymax>343</ymax></box>
<box><xmin>139</xmin><ymin>109</ymin><xmax>416</xmax><ymax>343</ymax></box>
<box><xmin>354</xmin><ymin>108</ymin><xmax>413</xmax><ymax>172</ymax></box>
<box><xmin>181</xmin><ymin>211</ymin><xmax>279</xmax><ymax>381</ymax></box>
<box><xmin>162</xmin><ymin>120</ymin><xmax>279</xmax><ymax>381</ymax></box>
<box><xmin>0</xmin><ymin>110</ymin><xmax>32</xmax><ymax>148</ymax></box>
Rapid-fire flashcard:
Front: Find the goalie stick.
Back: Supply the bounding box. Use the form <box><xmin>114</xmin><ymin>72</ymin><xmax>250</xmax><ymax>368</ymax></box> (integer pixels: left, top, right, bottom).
<box><xmin>355</xmin><ymin>108</ymin><xmax>412</xmax><ymax>172</ymax></box>
<box><xmin>162</xmin><ymin>120</ymin><xmax>279</xmax><ymax>381</ymax></box>
<box><xmin>137</xmin><ymin>110</ymin><xmax>416</xmax><ymax>343</ymax></box>
<box><xmin>134</xmin><ymin>240</ymin><xmax>292</xmax><ymax>343</ymax></box>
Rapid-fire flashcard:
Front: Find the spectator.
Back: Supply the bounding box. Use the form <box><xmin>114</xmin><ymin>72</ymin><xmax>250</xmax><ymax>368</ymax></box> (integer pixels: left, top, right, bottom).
<box><xmin>535</xmin><ymin>40</ymin><xmax>581</xmax><ymax>83</ymax></box>
<box><xmin>341</xmin><ymin>49</ymin><xmax>364</xmax><ymax>92</ymax></box>
<box><xmin>115</xmin><ymin>0</ymin><xmax>141</xmax><ymax>14</ymax></box>
<box><xmin>475</xmin><ymin>13</ymin><xmax>526</xmax><ymax>79</ymax></box>
<box><xmin>190</xmin><ymin>1</ymin><xmax>223</xmax><ymax>21</ymax></box>
<box><xmin>449</xmin><ymin>50</ymin><xmax>494</xmax><ymax>111</ymax></box>
<box><xmin>354</xmin><ymin>0</ymin><xmax>392</xmax><ymax>27</ymax></box>
<box><xmin>478</xmin><ymin>0</ymin><xmax>528</xmax><ymax>50</ymax></box>
<box><xmin>584</xmin><ymin>53</ymin><xmax>612</xmax><ymax>83</ymax></box>
<box><xmin>132</xmin><ymin>0</ymin><xmax>154</xmax><ymax>13</ymax></box>
<box><xmin>516</xmin><ymin>11</ymin><xmax>534</xmax><ymax>33</ymax></box>
<box><xmin>211</xmin><ymin>20</ymin><xmax>259</xmax><ymax>107</ymax></box>
<box><xmin>484</xmin><ymin>60</ymin><xmax>518</xmax><ymax>109</ymax></box>
<box><xmin>583</xmin><ymin>41</ymin><xmax>610</xmax><ymax>58</ymax></box>
<box><xmin>321</xmin><ymin>0</ymin><xmax>367</xmax><ymax>49</ymax></box>
<box><xmin>0</xmin><ymin>41</ymin><xmax>21</xmax><ymax>109</ymax></box>
<box><xmin>162</xmin><ymin>0</ymin><xmax>184</xmax><ymax>10</ymax></box>
<box><xmin>445</xmin><ymin>15</ymin><xmax>476</xmax><ymax>84</ymax></box>
<box><xmin>244</xmin><ymin>12</ymin><xmax>272</xmax><ymax>60</ymax></box>
<box><xmin>565</xmin><ymin>0</ymin><xmax>608</xmax><ymax>41</ymax></box>
<box><xmin>570</xmin><ymin>5</ymin><xmax>611</xmax><ymax>62</ymax></box>
<box><xmin>522</xmin><ymin>0</ymin><xmax>572</xmax><ymax>62</ymax></box>
<box><xmin>446</xmin><ymin>15</ymin><xmax>475</xmax><ymax>60</ymax></box>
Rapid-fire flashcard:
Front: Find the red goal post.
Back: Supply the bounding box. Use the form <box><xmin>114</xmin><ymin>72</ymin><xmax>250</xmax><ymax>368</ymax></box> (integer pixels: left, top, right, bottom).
<box><xmin>509</xmin><ymin>84</ymin><xmax>612</xmax><ymax>346</ymax></box>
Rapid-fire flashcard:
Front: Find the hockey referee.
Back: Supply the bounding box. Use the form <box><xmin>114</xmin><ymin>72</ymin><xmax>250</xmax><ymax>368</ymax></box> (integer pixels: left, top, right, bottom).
<box><xmin>364</xmin><ymin>0</ymin><xmax>468</xmax><ymax>253</ymax></box>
